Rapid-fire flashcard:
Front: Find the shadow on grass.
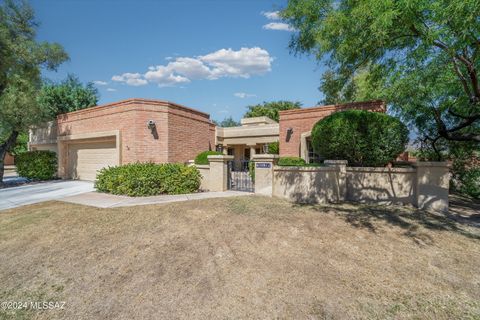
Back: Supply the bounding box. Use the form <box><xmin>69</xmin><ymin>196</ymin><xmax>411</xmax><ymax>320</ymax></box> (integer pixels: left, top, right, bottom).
<box><xmin>294</xmin><ymin>201</ymin><xmax>480</xmax><ymax>243</ymax></box>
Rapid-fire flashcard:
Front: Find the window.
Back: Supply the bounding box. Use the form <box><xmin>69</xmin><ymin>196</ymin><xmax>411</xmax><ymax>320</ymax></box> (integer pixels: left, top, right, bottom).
<box><xmin>307</xmin><ymin>139</ymin><xmax>321</xmax><ymax>163</ymax></box>
<box><xmin>227</xmin><ymin>148</ymin><xmax>234</xmax><ymax>156</ymax></box>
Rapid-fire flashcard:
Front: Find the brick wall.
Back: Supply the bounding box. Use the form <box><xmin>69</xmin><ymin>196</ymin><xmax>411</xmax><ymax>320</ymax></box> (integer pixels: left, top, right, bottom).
<box><xmin>167</xmin><ymin>107</ymin><xmax>215</xmax><ymax>163</ymax></box>
<box><xmin>278</xmin><ymin>100</ymin><xmax>386</xmax><ymax>157</ymax></box>
<box><xmin>57</xmin><ymin>99</ymin><xmax>214</xmax><ymax>165</ymax></box>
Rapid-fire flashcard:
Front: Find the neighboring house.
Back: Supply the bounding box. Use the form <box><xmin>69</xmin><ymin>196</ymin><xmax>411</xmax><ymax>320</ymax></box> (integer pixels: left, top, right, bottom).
<box><xmin>28</xmin><ymin>98</ymin><xmax>385</xmax><ymax>181</ymax></box>
<box><xmin>30</xmin><ymin>99</ymin><xmax>215</xmax><ymax>181</ymax></box>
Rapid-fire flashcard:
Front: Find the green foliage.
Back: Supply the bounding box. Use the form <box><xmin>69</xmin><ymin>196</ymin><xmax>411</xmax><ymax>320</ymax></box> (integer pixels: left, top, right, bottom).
<box><xmin>278</xmin><ymin>157</ymin><xmax>306</xmax><ymax>166</ymax></box>
<box><xmin>38</xmin><ymin>74</ymin><xmax>99</xmax><ymax>117</ymax></box>
<box><xmin>15</xmin><ymin>150</ymin><xmax>57</xmax><ymax>180</ymax></box>
<box><xmin>282</xmin><ymin>0</ymin><xmax>480</xmax><ymax>147</ymax></box>
<box><xmin>455</xmin><ymin>168</ymin><xmax>480</xmax><ymax>199</ymax></box>
<box><xmin>244</xmin><ymin>101</ymin><xmax>302</xmax><ymax>122</ymax></box>
<box><xmin>311</xmin><ymin>110</ymin><xmax>409</xmax><ymax>167</ymax></box>
<box><xmin>450</xmin><ymin>144</ymin><xmax>480</xmax><ymax>199</ymax></box>
<box><xmin>0</xmin><ymin>0</ymin><xmax>67</xmax><ymax>181</ymax></box>
<box><xmin>95</xmin><ymin>163</ymin><xmax>201</xmax><ymax>197</ymax></box>
<box><xmin>267</xmin><ymin>141</ymin><xmax>279</xmax><ymax>154</ymax></box>
<box><xmin>216</xmin><ymin>116</ymin><xmax>240</xmax><ymax>127</ymax></box>
<box><xmin>248</xmin><ymin>161</ymin><xmax>255</xmax><ymax>182</ymax></box>
<box><xmin>10</xmin><ymin>132</ymin><xmax>28</xmax><ymax>156</ymax></box>
<box><xmin>194</xmin><ymin>150</ymin><xmax>223</xmax><ymax>165</ymax></box>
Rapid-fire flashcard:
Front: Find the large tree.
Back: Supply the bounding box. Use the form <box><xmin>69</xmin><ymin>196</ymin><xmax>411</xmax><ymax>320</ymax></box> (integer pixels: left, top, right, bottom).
<box><xmin>0</xmin><ymin>0</ymin><xmax>68</xmax><ymax>183</ymax></box>
<box><xmin>282</xmin><ymin>0</ymin><xmax>480</xmax><ymax>149</ymax></box>
<box><xmin>244</xmin><ymin>101</ymin><xmax>302</xmax><ymax>122</ymax></box>
<box><xmin>38</xmin><ymin>74</ymin><xmax>99</xmax><ymax>118</ymax></box>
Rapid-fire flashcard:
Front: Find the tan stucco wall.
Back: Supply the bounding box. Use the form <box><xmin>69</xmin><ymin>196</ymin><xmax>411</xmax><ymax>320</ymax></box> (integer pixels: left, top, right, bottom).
<box><xmin>29</xmin><ymin>121</ymin><xmax>58</xmax><ymax>145</ymax></box>
<box><xmin>273</xmin><ymin>166</ymin><xmax>342</xmax><ymax>203</ymax></box>
<box><xmin>346</xmin><ymin>167</ymin><xmax>416</xmax><ymax>205</ymax></box>
<box><xmin>196</xmin><ymin>165</ymin><xmax>210</xmax><ymax>191</ymax></box>
<box><xmin>250</xmin><ymin>160</ymin><xmax>450</xmax><ymax>212</ymax></box>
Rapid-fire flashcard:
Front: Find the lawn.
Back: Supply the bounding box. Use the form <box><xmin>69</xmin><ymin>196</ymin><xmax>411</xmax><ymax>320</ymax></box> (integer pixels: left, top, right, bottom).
<box><xmin>0</xmin><ymin>196</ymin><xmax>479</xmax><ymax>319</ymax></box>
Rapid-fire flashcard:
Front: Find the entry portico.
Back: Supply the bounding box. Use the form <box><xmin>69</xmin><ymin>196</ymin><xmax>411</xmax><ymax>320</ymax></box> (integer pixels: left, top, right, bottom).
<box><xmin>215</xmin><ymin>116</ymin><xmax>279</xmax><ymax>162</ymax></box>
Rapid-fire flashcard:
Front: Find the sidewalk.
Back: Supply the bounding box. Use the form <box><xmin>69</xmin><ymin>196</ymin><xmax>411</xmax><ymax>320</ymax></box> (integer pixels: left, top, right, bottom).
<box><xmin>61</xmin><ymin>190</ymin><xmax>253</xmax><ymax>208</ymax></box>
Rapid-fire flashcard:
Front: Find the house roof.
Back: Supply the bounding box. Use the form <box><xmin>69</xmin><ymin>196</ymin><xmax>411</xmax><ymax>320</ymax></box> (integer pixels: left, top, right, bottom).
<box><xmin>57</xmin><ymin>98</ymin><xmax>211</xmax><ymax>119</ymax></box>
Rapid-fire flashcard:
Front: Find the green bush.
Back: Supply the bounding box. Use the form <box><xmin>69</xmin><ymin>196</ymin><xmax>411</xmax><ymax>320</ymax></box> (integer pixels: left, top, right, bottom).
<box><xmin>95</xmin><ymin>163</ymin><xmax>201</xmax><ymax>196</ymax></box>
<box><xmin>267</xmin><ymin>141</ymin><xmax>279</xmax><ymax>154</ymax></box>
<box><xmin>15</xmin><ymin>150</ymin><xmax>57</xmax><ymax>180</ymax></box>
<box><xmin>194</xmin><ymin>150</ymin><xmax>223</xmax><ymax>165</ymax></box>
<box><xmin>311</xmin><ymin>110</ymin><xmax>408</xmax><ymax>167</ymax></box>
<box><xmin>278</xmin><ymin>157</ymin><xmax>306</xmax><ymax>166</ymax></box>
<box><xmin>456</xmin><ymin>168</ymin><xmax>480</xmax><ymax>199</ymax></box>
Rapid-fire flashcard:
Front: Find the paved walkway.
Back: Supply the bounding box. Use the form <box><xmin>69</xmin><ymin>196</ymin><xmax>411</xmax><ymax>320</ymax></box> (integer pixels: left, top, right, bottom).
<box><xmin>61</xmin><ymin>191</ymin><xmax>253</xmax><ymax>208</ymax></box>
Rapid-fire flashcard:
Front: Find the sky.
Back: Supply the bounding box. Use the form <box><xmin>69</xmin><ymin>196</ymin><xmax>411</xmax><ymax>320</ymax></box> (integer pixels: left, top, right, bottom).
<box><xmin>31</xmin><ymin>0</ymin><xmax>326</xmax><ymax>122</ymax></box>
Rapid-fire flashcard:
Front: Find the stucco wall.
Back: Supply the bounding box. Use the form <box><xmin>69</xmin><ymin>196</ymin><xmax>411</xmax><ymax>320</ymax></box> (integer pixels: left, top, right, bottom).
<box><xmin>273</xmin><ymin>166</ymin><xmax>342</xmax><ymax>203</ymax></box>
<box><xmin>196</xmin><ymin>165</ymin><xmax>210</xmax><ymax>191</ymax></box>
<box><xmin>278</xmin><ymin>100</ymin><xmax>386</xmax><ymax>158</ymax></box>
<box><xmin>29</xmin><ymin>121</ymin><xmax>58</xmax><ymax>145</ymax></box>
<box><xmin>252</xmin><ymin>160</ymin><xmax>450</xmax><ymax>212</ymax></box>
<box><xmin>346</xmin><ymin>167</ymin><xmax>416</xmax><ymax>204</ymax></box>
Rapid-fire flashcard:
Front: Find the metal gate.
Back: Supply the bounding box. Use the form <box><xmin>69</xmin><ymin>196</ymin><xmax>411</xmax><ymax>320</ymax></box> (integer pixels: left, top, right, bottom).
<box><xmin>227</xmin><ymin>160</ymin><xmax>254</xmax><ymax>192</ymax></box>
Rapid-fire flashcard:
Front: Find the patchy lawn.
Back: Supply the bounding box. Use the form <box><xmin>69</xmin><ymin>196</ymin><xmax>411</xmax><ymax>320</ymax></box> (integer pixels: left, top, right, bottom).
<box><xmin>0</xmin><ymin>196</ymin><xmax>479</xmax><ymax>320</ymax></box>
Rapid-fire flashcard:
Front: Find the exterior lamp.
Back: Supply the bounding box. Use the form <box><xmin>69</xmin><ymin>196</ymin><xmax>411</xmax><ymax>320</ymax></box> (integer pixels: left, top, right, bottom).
<box><xmin>263</xmin><ymin>144</ymin><xmax>269</xmax><ymax>154</ymax></box>
<box><xmin>216</xmin><ymin>144</ymin><xmax>224</xmax><ymax>152</ymax></box>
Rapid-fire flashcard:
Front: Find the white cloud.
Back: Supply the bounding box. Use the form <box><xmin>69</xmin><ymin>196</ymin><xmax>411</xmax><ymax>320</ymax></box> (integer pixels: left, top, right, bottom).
<box><xmin>199</xmin><ymin>47</ymin><xmax>272</xmax><ymax>79</ymax></box>
<box><xmin>234</xmin><ymin>92</ymin><xmax>256</xmax><ymax>98</ymax></box>
<box><xmin>117</xmin><ymin>47</ymin><xmax>273</xmax><ymax>87</ymax></box>
<box><xmin>106</xmin><ymin>88</ymin><xmax>117</xmax><ymax>92</ymax></box>
<box><xmin>263</xmin><ymin>22</ymin><xmax>295</xmax><ymax>31</ymax></box>
<box><xmin>93</xmin><ymin>80</ymin><xmax>108</xmax><ymax>86</ymax></box>
<box><xmin>111</xmin><ymin>73</ymin><xmax>148</xmax><ymax>86</ymax></box>
<box><xmin>262</xmin><ymin>11</ymin><xmax>280</xmax><ymax>20</ymax></box>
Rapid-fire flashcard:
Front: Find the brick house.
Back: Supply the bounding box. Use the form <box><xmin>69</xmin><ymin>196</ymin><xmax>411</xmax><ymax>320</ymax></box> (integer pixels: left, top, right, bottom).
<box><xmin>29</xmin><ymin>98</ymin><xmax>384</xmax><ymax>181</ymax></box>
<box><xmin>279</xmin><ymin>100</ymin><xmax>386</xmax><ymax>162</ymax></box>
<box><xmin>29</xmin><ymin>99</ymin><xmax>215</xmax><ymax>180</ymax></box>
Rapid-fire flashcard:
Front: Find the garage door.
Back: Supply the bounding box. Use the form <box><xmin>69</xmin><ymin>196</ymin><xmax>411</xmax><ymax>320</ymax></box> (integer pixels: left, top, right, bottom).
<box><xmin>68</xmin><ymin>140</ymin><xmax>118</xmax><ymax>181</ymax></box>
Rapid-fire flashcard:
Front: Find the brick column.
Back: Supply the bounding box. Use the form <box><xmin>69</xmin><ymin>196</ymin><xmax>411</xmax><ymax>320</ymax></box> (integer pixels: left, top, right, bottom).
<box><xmin>252</xmin><ymin>154</ymin><xmax>279</xmax><ymax>196</ymax></box>
<box><xmin>207</xmin><ymin>155</ymin><xmax>233</xmax><ymax>192</ymax></box>
<box><xmin>324</xmin><ymin>160</ymin><xmax>347</xmax><ymax>201</ymax></box>
<box><xmin>413</xmin><ymin>162</ymin><xmax>450</xmax><ymax>212</ymax></box>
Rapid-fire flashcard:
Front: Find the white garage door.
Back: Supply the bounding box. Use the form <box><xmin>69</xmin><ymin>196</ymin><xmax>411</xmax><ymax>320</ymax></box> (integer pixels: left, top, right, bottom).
<box><xmin>68</xmin><ymin>140</ymin><xmax>118</xmax><ymax>181</ymax></box>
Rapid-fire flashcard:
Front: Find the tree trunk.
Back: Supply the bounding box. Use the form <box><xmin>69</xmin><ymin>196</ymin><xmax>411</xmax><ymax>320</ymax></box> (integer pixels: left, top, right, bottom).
<box><xmin>0</xmin><ymin>130</ymin><xmax>19</xmax><ymax>186</ymax></box>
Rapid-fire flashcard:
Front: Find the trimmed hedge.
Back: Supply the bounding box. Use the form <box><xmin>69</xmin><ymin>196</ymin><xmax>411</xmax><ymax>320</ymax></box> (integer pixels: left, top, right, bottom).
<box><xmin>278</xmin><ymin>157</ymin><xmax>306</xmax><ymax>166</ymax></box>
<box><xmin>15</xmin><ymin>150</ymin><xmax>57</xmax><ymax>180</ymax></box>
<box><xmin>267</xmin><ymin>141</ymin><xmax>279</xmax><ymax>154</ymax></box>
<box><xmin>311</xmin><ymin>110</ymin><xmax>408</xmax><ymax>167</ymax></box>
<box><xmin>194</xmin><ymin>150</ymin><xmax>223</xmax><ymax>165</ymax></box>
<box><xmin>95</xmin><ymin>163</ymin><xmax>201</xmax><ymax>196</ymax></box>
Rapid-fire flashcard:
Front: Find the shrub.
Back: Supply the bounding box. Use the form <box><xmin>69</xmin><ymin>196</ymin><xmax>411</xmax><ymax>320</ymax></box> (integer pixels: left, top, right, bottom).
<box><xmin>278</xmin><ymin>157</ymin><xmax>306</xmax><ymax>166</ymax></box>
<box><xmin>194</xmin><ymin>150</ymin><xmax>223</xmax><ymax>165</ymax></box>
<box><xmin>15</xmin><ymin>150</ymin><xmax>57</xmax><ymax>180</ymax></box>
<box><xmin>311</xmin><ymin>110</ymin><xmax>408</xmax><ymax>167</ymax></box>
<box><xmin>267</xmin><ymin>141</ymin><xmax>279</xmax><ymax>154</ymax></box>
<box><xmin>95</xmin><ymin>163</ymin><xmax>201</xmax><ymax>196</ymax></box>
<box><xmin>456</xmin><ymin>168</ymin><xmax>480</xmax><ymax>199</ymax></box>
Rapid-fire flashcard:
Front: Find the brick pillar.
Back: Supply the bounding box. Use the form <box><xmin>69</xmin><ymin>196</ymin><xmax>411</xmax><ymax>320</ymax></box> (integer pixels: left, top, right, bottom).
<box><xmin>324</xmin><ymin>160</ymin><xmax>347</xmax><ymax>202</ymax></box>
<box><xmin>207</xmin><ymin>155</ymin><xmax>233</xmax><ymax>192</ymax></box>
<box><xmin>252</xmin><ymin>154</ymin><xmax>278</xmax><ymax>196</ymax></box>
<box><xmin>413</xmin><ymin>162</ymin><xmax>450</xmax><ymax>212</ymax></box>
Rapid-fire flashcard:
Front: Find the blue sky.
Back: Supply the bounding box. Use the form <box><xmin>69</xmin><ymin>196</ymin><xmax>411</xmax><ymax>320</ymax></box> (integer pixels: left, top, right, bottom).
<box><xmin>32</xmin><ymin>0</ymin><xmax>325</xmax><ymax>122</ymax></box>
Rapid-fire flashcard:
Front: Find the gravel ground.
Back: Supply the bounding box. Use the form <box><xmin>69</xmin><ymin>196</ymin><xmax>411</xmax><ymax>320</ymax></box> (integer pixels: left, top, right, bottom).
<box><xmin>0</xmin><ymin>196</ymin><xmax>479</xmax><ymax>319</ymax></box>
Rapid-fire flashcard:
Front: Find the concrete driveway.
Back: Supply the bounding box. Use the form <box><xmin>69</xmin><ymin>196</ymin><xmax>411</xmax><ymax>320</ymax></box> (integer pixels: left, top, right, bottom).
<box><xmin>0</xmin><ymin>180</ymin><xmax>94</xmax><ymax>211</ymax></box>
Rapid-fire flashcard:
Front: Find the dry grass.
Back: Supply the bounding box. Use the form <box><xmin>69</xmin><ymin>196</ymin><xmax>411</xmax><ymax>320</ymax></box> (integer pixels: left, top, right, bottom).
<box><xmin>0</xmin><ymin>196</ymin><xmax>479</xmax><ymax>320</ymax></box>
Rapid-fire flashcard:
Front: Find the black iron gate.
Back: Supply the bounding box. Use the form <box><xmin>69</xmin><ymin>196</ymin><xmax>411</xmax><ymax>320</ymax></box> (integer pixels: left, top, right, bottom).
<box><xmin>228</xmin><ymin>160</ymin><xmax>254</xmax><ymax>192</ymax></box>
